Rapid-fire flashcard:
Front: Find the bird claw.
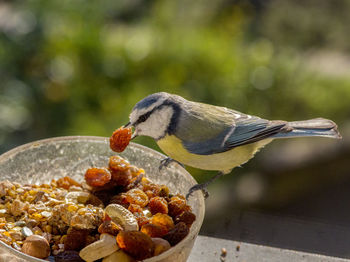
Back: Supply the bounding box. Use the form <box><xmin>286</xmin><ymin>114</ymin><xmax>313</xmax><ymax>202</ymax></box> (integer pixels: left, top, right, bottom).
<box><xmin>186</xmin><ymin>184</ymin><xmax>210</xmax><ymax>200</ymax></box>
<box><xmin>159</xmin><ymin>157</ymin><xmax>185</xmax><ymax>171</ymax></box>
<box><xmin>186</xmin><ymin>171</ymin><xmax>227</xmax><ymax>200</ymax></box>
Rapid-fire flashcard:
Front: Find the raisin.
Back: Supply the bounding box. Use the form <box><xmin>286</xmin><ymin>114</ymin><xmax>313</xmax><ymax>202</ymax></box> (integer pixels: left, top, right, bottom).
<box><xmin>145</xmin><ymin>190</ymin><xmax>156</xmax><ymax>199</ymax></box>
<box><xmin>141</xmin><ymin>223</ymin><xmax>168</xmax><ymax>238</ymax></box>
<box><xmin>56</xmin><ymin>177</ymin><xmax>70</xmax><ymax>189</ymax></box>
<box><xmin>175</xmin><ymin>211</ymin><xmax>196</xmax><ymax>227</ymax></box>
<box><xmin>85</xmin><ymin>194</ymin><xmax>104</xmax><ymax>207</ymax></box>
<box><xmin>125</xmin><ymin>188</ymin><xmax>149</xmax><ymax>207</ymax></box>
<box><xmin>98</xmin><ymin>220</ymin><xmax>122</xmax><ymax>235</ymax></box>
<box><xmin>149</xmin><ymin>197</ymin><xmax>168</xmax><ymax>215</ymax></box>
<box><xmin>109</xmin><ymin>127</ymin><xmax>132</xmax><ymax>153</ymax></box>
<box><xmin>110</xmin><ymin>170</ymin><xmax>131</xmax><ymax>187</ymax></box>
<box><xmin>150</xmin><ymin>213</ymin><xmax>174</xmax><ymax>232</ymax></box>
<box><xmin>116</xmin><ymin>231</ymin><xmax>155</xmax><ymax>260</ymax></box>
<box><xmin>84</xmin><ymin>168</ymin><xmax>111</xmax><ymax>187</ymax></box>
<box><xmin>135</xmin><ymin>214</ymin><xmax>150</xmax><ymax>227</ymax></box>
<box><xmin>141</xmin><ymin>177</ymin><xmax>152</xmax><ymax>186</ymax></box>
<box><xmin>158</xmin><ymin>185</ymin><xmax>170</xmax><ymax>197</ymax></box>
<box><xmin>64</xmin><ymin>228</ymin><xmax>89</xmax><ymax>251</ymax></box>
<box><xmin>129</xmin><ymin>166</ymin><xmax>145</xmax><ymax>178</ymax></box>
<box><xmin>163</xmin><ymin>222</ymin><xmax>189</xmax><ymax>246</ymax></box>
<box><xmin>90</xmin><ymin>180</ymin><xmax>120</xmax><ymax>192</ymax></box>
<box><xmin>126</xmin><ymin>173</ymin><xmax>144</xmax><ymax>190</ymax></box>
<box><xmin>128</xmin><ymin>204</ymin><xmax>143</xmax><ymax>214</ymax></box>
<box><xmin>142</xmin><ymin>183</ymin><xmax>161</xmax><ymax>198</ymax></box>
<box><xmin>109</xmin><ymin>193</ymin><xmax>129</xmax><ymax>209</ymax></box>
<box><xmin>54</xmin><ymin>250</ymin><xmax>84</xmax><ymax>262</ymax></box>
<box><xmin>93</xmin><ymin>188</ymin><xmax>123</xmax><ymax>206</ymax></box>
<box><xmin>65</xmin><ymin>177</ymin><xmax>81</xmax><ymax>187</ymax></box>
<box><xmin>168</xmin><ymin>196</ymin><xmax>190</xmax><ymax>217</ymax></box>
<box><xmin>108</xmin><ymin>156</ymin><xmax>130</xmax><ymax>172</ymax></box>
<box><xmin>57</xmin><ymin>177</ymin><xmax>81</xmax><ymax>190</ymax></box>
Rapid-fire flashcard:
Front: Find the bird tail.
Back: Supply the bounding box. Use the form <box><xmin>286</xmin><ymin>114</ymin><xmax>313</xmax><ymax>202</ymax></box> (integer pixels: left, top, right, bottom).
<box><xmin>273</xmin><ymin>118</ymin><xmax>342</xmax><ymax>139</ymax></box>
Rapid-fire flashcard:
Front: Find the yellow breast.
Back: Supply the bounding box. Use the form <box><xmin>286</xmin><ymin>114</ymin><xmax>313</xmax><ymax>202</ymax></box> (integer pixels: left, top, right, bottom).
<box><xmin>157</xmin><ymin>135</ymin><xmax>272</xmax><ymax>172</ymax></box>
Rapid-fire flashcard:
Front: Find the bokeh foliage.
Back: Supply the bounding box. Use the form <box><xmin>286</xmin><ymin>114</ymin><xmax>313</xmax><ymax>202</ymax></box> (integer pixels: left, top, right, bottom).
<box><xmin>1</xmin><ymin>0</ymin><xmax>349</xmax><ymax>182</ymax></box>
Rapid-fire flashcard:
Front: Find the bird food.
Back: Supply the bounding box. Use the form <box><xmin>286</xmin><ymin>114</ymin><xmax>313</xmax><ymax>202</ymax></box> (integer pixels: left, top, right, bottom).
<box><xmin>109</xmin><ymin>127</ymin><xmax>132</xmax><ymax>152</ymax></box>
<box><xmin>0</xmin><ymin>155</ymin><xmax>195</xmax><ymax>261</ymax></box>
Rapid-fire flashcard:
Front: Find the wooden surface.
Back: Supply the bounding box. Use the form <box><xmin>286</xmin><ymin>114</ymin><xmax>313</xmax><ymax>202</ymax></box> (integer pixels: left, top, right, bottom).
<box><xmin>189</xmin><ymin>235</ymin><xmax>349</xmax><ymax>262</ymax></box>
<box><xmin>202</xmin><ymin>209</ymin><xmax>350</xmax><ymax>259</ymax></box>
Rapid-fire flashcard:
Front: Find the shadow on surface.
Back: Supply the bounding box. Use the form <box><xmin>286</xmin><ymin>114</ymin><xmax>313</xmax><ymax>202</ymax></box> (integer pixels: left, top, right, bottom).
<box><xmin>201</xmin><ymin>180</ymin><xmax>350</xmax><ymax>259</ymax></box>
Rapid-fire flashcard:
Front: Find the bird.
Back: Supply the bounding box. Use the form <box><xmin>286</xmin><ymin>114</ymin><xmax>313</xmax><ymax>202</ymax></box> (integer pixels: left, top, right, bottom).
<box><xmin>124</xmin><ymin>92</ymin><xmax>341</xmax><ymax>199</ymax></box>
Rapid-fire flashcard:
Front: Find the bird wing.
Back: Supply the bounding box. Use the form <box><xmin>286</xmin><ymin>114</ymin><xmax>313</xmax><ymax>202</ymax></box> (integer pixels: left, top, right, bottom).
<box><xmin>177</xmin><ymin>102</ymin><xmax>288</xmax><ymax>155</ymax></box>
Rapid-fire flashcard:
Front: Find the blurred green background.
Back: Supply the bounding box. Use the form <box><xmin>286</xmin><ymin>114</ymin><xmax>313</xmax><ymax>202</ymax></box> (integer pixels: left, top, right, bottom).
<box><xmin>1</xmin><ymin>0</ymin><xmax>350</xmax><ymax>250</ymax></box>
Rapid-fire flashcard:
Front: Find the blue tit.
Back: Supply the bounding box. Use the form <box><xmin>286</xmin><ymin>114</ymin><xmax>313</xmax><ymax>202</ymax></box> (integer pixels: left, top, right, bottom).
<box><xmin>124</xmin><ymin>92</ymin><xmax>341</xmax><ymax>199</ymax></box>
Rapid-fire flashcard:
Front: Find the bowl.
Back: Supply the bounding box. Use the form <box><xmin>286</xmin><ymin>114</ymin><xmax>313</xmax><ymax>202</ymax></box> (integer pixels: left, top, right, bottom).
<box><xmin>0</xmin><ymin>136</ymin><xmax>205</xmax><ymax>262</ymax></box>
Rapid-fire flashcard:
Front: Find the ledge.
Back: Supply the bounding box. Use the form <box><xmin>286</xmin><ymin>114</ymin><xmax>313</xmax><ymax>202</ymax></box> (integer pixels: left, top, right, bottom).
<box><xmin>189</xmin><ymin>235</ymin><xmax>349</xmax><ymax>262</ymax></box>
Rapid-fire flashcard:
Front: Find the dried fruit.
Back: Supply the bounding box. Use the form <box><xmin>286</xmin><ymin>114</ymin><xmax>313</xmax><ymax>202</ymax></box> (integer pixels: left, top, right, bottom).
<box><xmin>64</xmin><ymin>228</ymin><xmax>88</xmax><ymax>251</ymax></box>
<box><xmin>93</xmin><ymin>188</ymin><xmax>121</xmax><ymax>206</ymax></box>
<box><xmin>110</xmin><ymin>170</ymin><xmax>131</xmax><ymax>187</ymax></box>
<box><xmin>116</xmin><ymin>231</ymin><xmax>155</xmax><ymax>260</ymax></box>
<box><xmin>85</xmin><ymin>168</ymin><xmax>111</xmax><ymax>187</ymax></box>
<box><xmin>168</xmin><ymin>196</ymin><xmax>190</xmax><ymax>217</ymax></box>
<box><xmin>109</xmin><ymin>156</ymin><xmax>130</xmax><ymax>172</ymax></box>
<box><xmin>125</xmin><ymin>189</ymin><xmax>149</xmax><ymax>208</ymax></box>
<box><xmin>149</xmin><ymin>197</ymin><xmax>168</xmax><ymax>215</ymax></box>
<box><xmin>142</xmin><ymin>183</ymin><xmax>161</xmax><ymax>198</ymax></box>
<box><xmin>152</xmin><ymin>238</ymin><xmax>171</xmax><ymax>256</ymax></box>
<box><xmin>109</xmin><ymin>194</ymin><xmax>129</xmax><ymax>209</ymax></box>
<box><xmin>126</xmin><ymin>173</ymin><xmax>144</xmax><ymax>190</ymax></box>
<box><xmin>158</xmin><ymin>185</ymin><xmax>170</xmax><ymax>198</ymax></box>
<box><xmin>57</xmin><ymin>177</ymin><xmax>81</xmax><ymax>190</ymax></box>
<box><xmin>0</xmin><ymin>153</ymin><xmax>196</xmax><ymax>260</ymax></box>
<box><xmin>141</xmin><ymin>223</ymin><xmax>168</xmax><ymax>238</ymax></box>
<box><xmin>103</xmin><ymin>249</ymin><xmax>136</xmax><ymax>262</ymax></box>
<box><xmin>86</xmin><ymin>194</ymin><xmax>104</xmax><ymax>207</ymax></box>
<box><xmin>54</xmin><ymin>250</ymin><xmax>84</xmax><ymax>262</ymax></box>
<box><xmin>129</xmin><ymin>166</ymin><xmax>145</xmax><ymax>177</ymax></box>
<box><xmin>175</xmin><ymin>211</ymin><xmax>196</xmax><ymax>227</ymax></box>
<box><xmin>104</xmin><ymin>204</ymin><xmax>138</xmax><ymax>231</ymax></box>
<box><xmin>163</xmin><ymin>222</ymin><xmax>189</xmax><ymax>246</ymax></box>
<box><xmin>150</xmin><ymin>213</ymin><xmax>174</xmax><ymax>232</ymax></box>
<box><xmin>98</xmin><ymin>220</ymin><xmax>122</xmax><ymax>236</ymax></box>
<box><xmin>128</xmin><ymin>204</ymin><xmax>143</xmax><ymax>214</ymax></box>
<box><xmin>135</xmin><ymin>215</ymin><xmax>150</xmax><ymax>228</ymax></box>
<box><xmin>79</xmin><ymin>233</ymin><xmax>119</xmax><ymax>262</ymax></box>
<box><xmin>22</xmin><ymin>235</ymin><xmax>50</xmax><ymax>259</ymax></box>
<box><xmin>110</xmin><ymin>127</ymin><xmax>132</xmax><ymax>153</ymax></box>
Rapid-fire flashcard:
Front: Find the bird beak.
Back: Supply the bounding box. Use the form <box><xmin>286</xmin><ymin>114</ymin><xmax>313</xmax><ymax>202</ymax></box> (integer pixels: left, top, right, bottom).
<box><xmin>124</xmin><ymin>121</ymin><xmax>138</xmax><ymax>140</ymax></box>
<box><xmin>124</xmin><ymin>121</ymin><xmax>131</xmax><ymax>128</ymax></box>
<box><xmin>131</xmin><ymin>132</ymin><xmax>138</xmax><ymax>140</ymax></box>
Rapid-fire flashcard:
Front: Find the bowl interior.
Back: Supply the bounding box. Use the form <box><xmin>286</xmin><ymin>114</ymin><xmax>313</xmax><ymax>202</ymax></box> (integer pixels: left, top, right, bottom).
<box><xmin>0</xmin><ymin>136</ymin><xmax>205</xmax><ymax>262</ymax></box>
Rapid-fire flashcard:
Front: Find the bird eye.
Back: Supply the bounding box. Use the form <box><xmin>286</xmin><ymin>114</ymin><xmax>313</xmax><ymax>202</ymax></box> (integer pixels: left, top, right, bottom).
<box><xmin>136</xmin><ymin>110</ymin><xmax>153</xmax><ymax>125</ymax></box>
<box><xmin>138</xmin><ymin>114</ymin><xmax>148</xmax><ymax>123</ymax></box>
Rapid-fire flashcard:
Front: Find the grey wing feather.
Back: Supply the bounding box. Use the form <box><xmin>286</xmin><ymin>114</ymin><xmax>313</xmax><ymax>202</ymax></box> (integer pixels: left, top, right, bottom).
<box><xmin>223</xmin><ymin>117</ymin><xmax>286</xmax><ymax>148</ymax></box>
<box><xmin>180</xmin><ymin>103</ymin><xmax>288</xmax><ymax>155</ymax></box>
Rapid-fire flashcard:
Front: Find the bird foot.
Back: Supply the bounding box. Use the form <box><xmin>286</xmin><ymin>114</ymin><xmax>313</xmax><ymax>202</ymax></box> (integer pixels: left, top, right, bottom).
<box><xmin>186</xmin><ymin>183</ymin><xmax>210</xmax><ymax>200</ymax></box>
<box><xmin>159</xmin><ymin>157</ymin><xmax>185</xmax><ymax>171</ymax></box>
<box><xmin>186</xmin><ymin>171</ymin><xmax>226</xmax><ymax>200</ymax></box>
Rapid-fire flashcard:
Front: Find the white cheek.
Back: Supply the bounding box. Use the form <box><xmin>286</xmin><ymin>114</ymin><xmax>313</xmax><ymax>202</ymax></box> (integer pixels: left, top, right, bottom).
<box><xmin>137</xmin><ymin>107</ymin><xmax>173</xmax><ymax>139</ymax></box>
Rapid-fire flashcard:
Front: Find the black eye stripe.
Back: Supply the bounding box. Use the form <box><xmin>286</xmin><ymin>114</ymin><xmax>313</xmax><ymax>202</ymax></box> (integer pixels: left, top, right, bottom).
<box><xmin>135</xmin><ymin>111</ymin><xmax>152</xmax><ymax>125</ymax></box>
<box><xmin>134</xmin><ymin>100</ymin><xmax>181</xmax><ymax>133</ymax></box>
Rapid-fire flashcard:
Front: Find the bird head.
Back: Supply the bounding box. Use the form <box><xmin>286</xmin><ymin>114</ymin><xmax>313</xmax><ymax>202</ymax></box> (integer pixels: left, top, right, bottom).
<box><xmin>125</xmin><ymin>92</ymin><xmax>182</xmax><ymax>140</ymax></box>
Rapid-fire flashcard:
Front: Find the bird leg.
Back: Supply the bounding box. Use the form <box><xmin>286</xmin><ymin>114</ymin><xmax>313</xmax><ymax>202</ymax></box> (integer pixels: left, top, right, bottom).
<box><xmin>186</xmin><ymin>171</ymin><xmax>226</xmax><ymax>200</ymax></box>
<box><xmin>159</xmin><ymin>157</ymin><xmax>185</xmax><ymax>171</ymax></box>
